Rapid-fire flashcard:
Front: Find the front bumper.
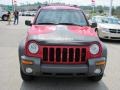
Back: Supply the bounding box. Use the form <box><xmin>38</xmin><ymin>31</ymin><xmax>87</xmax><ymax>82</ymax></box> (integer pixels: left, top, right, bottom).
<box><xmin>20</xmin><ymin>56</ymin><xmax>106</xmax><ymax>77</ymax></box>
<box><xmin>98</xmin><ymin>30</ymin><xmax>120</xmax><ymax>40</ymax></box>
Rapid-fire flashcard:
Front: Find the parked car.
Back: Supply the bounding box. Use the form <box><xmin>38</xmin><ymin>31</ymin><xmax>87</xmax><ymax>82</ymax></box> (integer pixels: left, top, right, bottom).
<box><xmin>92</xmin><ymin>16</ymin><xmax>120</xmax><ymax>40</ymax></box>
<box><xmin>22</xmin><ymin>11</ymin><xmax>30</xmax><ymax>16</ymax></box>
<box><xmin>30</xmin><ymin>11</ymin><xmax>37</xmax><ymax>16</ymax></box>
<box><xmin>0</xmin><ymin>7</ymin><xmax>9</xmax><ymax>21</ymax></box>
<box><xmin>90</xmin><ymin>16</ymin><xmax>105</xmax><ymax>24</ymax></box>
<box><xmin>19</xmin><ymin>5</ymin><xmax>107</xmax><ymax>82</ymax></box>
<box><xmin>22</xmin><ymin>11</ymin><xmax>37</xmax><ymax>16</ymax></box>
<box><xmin>19</xmin><ymin>12</ymin><xmax>22</xmax><ymax>16</ymax></box>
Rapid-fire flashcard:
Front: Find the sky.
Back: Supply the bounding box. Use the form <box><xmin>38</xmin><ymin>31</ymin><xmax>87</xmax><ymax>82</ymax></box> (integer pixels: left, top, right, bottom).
<box><xmin>0</xmin><ymin>0</ymin><xmax>120</xmax><ymax>6</ymax></box>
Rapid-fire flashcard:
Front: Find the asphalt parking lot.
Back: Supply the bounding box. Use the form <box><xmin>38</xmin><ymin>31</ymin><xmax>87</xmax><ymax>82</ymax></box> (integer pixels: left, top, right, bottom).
<box><xmin>0</xmin><ymin>16</ymin><xmax>120</xmax><ymax>90</ymax></box>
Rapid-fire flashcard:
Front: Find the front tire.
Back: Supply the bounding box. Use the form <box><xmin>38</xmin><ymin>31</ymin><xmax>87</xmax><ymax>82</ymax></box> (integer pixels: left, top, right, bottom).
<box><xmin>88</xmin><ymin>74</ymin><xmax>103</xmax><ymax>82</ymax></box>
<box><xmin>2</xmin><ymin>15</ymin><xmax>8</xmax><ymax>21</ymax></box>
<box><xmin>20</xmin><ymin>69</ymin><xmax>34</xmax><ymax>81</ymax></box>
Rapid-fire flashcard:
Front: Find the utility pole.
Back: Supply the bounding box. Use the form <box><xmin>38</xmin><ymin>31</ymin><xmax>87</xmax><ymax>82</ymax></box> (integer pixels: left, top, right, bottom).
<box><xmin>109</xmin><ymin>0</ymin><xmax>113</xmax><ymax>16</ymax></box>
<box><xmin>12</xmin><ymin>0</ymin><xmax>16</xmax><ymax>12</ymax></box>
<box><xmin>26</xmin><ymin>1</ymin><xmax>29</xmax><ymax>11</ymax></box>
<box><xmin>49</xmin><ymin>0</ymin><xmax>51</xmax><ymax>4</ymax></box>
<box><xmin>14</xmin><ymin>0</ymin><xmax>17</xmax><ymax>11</ymax></box>
<box><xmin>12</xmin><ymin>0</ymin><xmax>14</xmax><ymax>12</ymax></box>
<box><xmin>51</xmin><ymin>0</ymin><xmax>53</xmax><ymax>3</ymax></box>
<box><xmin>91</xmin><ymin>0</ymin><xmax>95</xmax><ymax>16</ymax></box>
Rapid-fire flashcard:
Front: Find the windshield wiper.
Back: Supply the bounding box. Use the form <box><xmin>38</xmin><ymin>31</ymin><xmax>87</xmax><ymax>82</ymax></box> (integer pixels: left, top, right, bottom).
<box><xmin>37</xmin><ymin>22</ymin><xmax>84</xmax><ymax>26</ymax></box>
<box><xmin>58</xmin><ymin>23</ymin><xmax>82</xmax><ymax>26</ymax></box>
<box><xmin>37</xmin><ymin>22</ymin><xmax>57</xmax><ymax>25</ymax></box>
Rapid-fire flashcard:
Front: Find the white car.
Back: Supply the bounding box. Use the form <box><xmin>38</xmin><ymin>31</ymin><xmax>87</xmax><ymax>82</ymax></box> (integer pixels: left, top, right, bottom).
<box><xmin>0</xmin><ymin>7</ymin><xmax>8</xmax><ymax>21</ymax></box>
<box><xmin>92</xmin><ymin>16</ymin><xmax>120</xmax><ymax>40</ymax></box>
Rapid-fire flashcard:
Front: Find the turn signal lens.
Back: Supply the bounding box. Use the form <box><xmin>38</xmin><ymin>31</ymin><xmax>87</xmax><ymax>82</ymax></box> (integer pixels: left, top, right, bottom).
<box><xmin>22</xmin><ymin>60</ymin><xmax>33</xmax><ymax>65</ymax></box>
<box><xmin>96</xmin><ymin>61</ymin><xmax>106</xmax><ymax>65</ymax></box>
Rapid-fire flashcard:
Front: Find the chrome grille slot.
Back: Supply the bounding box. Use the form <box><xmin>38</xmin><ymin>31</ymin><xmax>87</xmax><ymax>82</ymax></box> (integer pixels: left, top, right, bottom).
<box><xmin>42</xmin><ymin>46</ymin><xmax>87</xmax><ymax>64</ymax></box>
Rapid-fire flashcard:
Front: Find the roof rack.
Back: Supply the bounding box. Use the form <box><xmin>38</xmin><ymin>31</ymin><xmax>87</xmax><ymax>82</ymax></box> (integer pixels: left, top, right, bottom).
<box><xmin>39</xmin><ymin>3</ymin><xmax>80</xmax><ymax>9</ymax></box>
<box><xmin>48</xmin><ymin>3</ymin><xmax>66</xmax><ymax>6</ymax></box>
<box><xmin>48</xmin><ymin>3</ymin><xmax>80</xmax><ymax>8</ymax></box>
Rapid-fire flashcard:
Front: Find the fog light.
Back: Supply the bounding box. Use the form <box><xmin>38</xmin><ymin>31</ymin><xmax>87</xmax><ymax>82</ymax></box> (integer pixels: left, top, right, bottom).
<box><xmin>94</xmin><ymin>69</ymin><xmax>101</xmax><ymax>74</ymax></box>
<box><xmin>26</xmin><ymin>68</ymin><xmax>33</xmax><ymax>73</ymax></box>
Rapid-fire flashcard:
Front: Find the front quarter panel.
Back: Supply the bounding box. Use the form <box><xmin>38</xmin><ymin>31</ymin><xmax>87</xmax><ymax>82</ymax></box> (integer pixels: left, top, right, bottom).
<box><xmin>18</xmin><ymin>40</ymin><xmax>25</xmax><ymax>62</ymax></box>
<box><xmin>101</xmin><ymin>42</ymin><xmax>107</xmax><ymax>59</ymax></box>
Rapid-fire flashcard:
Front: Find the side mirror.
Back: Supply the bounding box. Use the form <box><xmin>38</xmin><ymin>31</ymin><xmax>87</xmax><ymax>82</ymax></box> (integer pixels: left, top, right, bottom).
<box><xmin>91</xmin><ymin>23</ymin><xmax>97</xmax><ymax>28</ymax></box>
<box><xmin>88</xmin><ymin>19</ymin><xmax>92</xmax><ymax>25</ymax></box>
<box><xmin>25</xmin><ymin>20</ymin><xmax>32</xmax><ymax>26</ymax></box>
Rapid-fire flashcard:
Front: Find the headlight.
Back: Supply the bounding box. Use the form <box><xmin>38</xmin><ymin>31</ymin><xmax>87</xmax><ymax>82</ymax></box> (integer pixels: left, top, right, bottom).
<box><xmin>101</xmin><ymin>28</ymin><xmax>109</xmax><ymax>33</ymax></box>
<box><xmin>28</xmin><ymin>42</ymin><xmax>39</xmax><ymax>54</ymax></box>
<box><xmin>90</xmin><ymin>44</ymin><xmax>99</xmax><ymax>55</ymax></box>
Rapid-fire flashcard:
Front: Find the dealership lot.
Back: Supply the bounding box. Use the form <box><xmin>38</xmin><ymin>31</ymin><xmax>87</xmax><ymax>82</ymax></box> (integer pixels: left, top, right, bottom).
<box><xmin>0</xmin><ymin>16</ymin><xmax>120</xmax><ymax>90</ymax></box>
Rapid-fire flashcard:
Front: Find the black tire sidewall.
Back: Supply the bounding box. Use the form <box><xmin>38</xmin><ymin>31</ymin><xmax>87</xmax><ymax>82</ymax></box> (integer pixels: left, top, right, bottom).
<box><xmin>88</xmin><ymin>74</ymin><xmax>103</xmax><ymax>82</ymax></box>
<box><xmin>2</xmin><ymin>15</ymin><xmax>8</xmax><ymax>21</ymax></box>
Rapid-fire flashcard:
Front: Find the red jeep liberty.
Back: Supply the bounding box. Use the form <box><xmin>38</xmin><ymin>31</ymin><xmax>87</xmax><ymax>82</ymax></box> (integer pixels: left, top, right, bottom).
<box><xmin>19</xmin><ymin>5</ymin><xmax>107</xmax><ymax>82</ymax></box>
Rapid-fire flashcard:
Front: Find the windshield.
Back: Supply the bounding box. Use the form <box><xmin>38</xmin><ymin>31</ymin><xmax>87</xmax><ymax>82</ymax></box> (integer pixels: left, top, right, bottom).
<box><xmin>103</xmin><ymin>18</ymin><xmax>119</xmax><ymax>24</ymax></box>
<box><xmin>35</xmin><ymin>9</ymin><xmax>88</xmax><ymax>26</ymax></box>
<box><xmin>92</xmin><ymin>17</ymin><xmax>104</xmax><ymax>23</ymax></box>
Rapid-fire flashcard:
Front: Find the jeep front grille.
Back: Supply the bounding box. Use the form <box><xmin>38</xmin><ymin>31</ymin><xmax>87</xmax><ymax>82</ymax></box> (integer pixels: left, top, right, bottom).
<box><xmin>42</xmin><ymin>46</ymin><xmax>88</xmax><ymax>64</ymax></box>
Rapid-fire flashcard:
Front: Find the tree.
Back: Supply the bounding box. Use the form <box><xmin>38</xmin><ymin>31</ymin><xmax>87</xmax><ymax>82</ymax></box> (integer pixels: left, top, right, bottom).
<box><xmin>115</xmin><ymin>6</ymin><xmax>120</xmax><ymax>18</ymax></box>
<box><xmin>98</xmin><ymin>9</ymin><xmax>104</xmax><ymax>14</ymax></box>
<box><xmin>112</xmin><ymin>7</ymin><xmax>116</xmax><ymax>15</ymax></box>
<box><xmin>97</xmin><ymin>6</ymin><xmax>104</xmax><ymax>14</ymax></box>
<box><xmin>6</xmin><ymin>5</ymin><xmax>12</xmax><ymax>11</ymax></box>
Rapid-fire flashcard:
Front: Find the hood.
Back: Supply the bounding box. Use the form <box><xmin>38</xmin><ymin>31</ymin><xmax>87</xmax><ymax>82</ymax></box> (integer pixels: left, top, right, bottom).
<box><xmin>27</xmin><ymin>25</ymin><xmax>99</xmax><ymax>44</ymax></box>
<box><xmin>98</xmin><ymin>23</ymin><xmax>120</xmax><ymax>29</ymax></box>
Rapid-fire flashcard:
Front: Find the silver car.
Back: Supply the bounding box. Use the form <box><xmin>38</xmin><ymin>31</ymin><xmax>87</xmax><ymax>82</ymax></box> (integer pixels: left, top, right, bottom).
<box><xmin>92</xmin><ymin>16</ymin><xmax>120</xmax><ymax>40</ymax></box>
